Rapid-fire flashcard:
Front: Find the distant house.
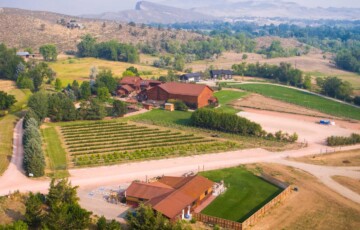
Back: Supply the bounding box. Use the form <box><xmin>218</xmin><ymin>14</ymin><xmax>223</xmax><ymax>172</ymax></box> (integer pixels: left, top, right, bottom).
<box><xmin>146</xmin><ymin>82</ymin><xmax>217</xmax><ymax>108</ymax></box>
<box><xmin>140</xmin><ymin>79</ymin><xmax>162</xmax><ymax>91</ymax></box>
<box><xmin>16</xmin><ymin>52</ymin><xmax>36</xmax><ymax>61</ymax></box>
<box><xmin>180</xmin><ymin>73</ymin><xmax>202</xmax><ymax>82</ymax></box>
<box><xmin>117</xmin><ymin>76</ymin><xmax>143</xmax><ymax>96</ymax></box>
<box><xmin>210</xmin><ymin>70</ymin><xmax>234</xmax><ymax>80</ymax></box>
<box><xmin>125</xmin><ymin>175</ymin><xmax>214</xmax><ymax>221</ymax></box>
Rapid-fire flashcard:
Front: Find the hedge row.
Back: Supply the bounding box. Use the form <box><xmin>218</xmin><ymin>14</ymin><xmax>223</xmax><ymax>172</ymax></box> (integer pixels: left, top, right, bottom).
<box><xmin>22</xmin><ymin>110</ymin><xmax>45</xmax><ymax>177</ymax></box>
<box><xmin>191</xmin><ymin>108</ymin><xmax>263</xmax><ymax>136</ymax></box>
<box><xmin>327</xmin><ymin>133</ymin><xmax>360</xmax><ymax>146</ymax></box>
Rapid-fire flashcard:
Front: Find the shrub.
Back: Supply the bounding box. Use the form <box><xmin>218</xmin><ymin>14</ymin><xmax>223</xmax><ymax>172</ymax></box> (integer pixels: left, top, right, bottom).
<box><xmin>327</xmin><ymin>133</ymin><xmax>360</xmax><ymax>146</ymax></box>
<box><xmin>168</xmin><ymin>99</ymin><xmax>188</xmax><ymax>111</ymax></box>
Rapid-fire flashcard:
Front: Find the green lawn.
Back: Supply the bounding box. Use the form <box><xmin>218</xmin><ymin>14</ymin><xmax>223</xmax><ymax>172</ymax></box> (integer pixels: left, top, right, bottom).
<box><xmin>0</xmin><ymin>89</ymin><xmax>32</xmax><ymax>175</ymax></box>
<box><xmin>200</xmin><ymin>167</ymin><xmax>283</xmax><ymax>222</ymax></box>
<box><xmin>42</xmin><ymin>126</ymin><xmax>69</xmax><ymax>178</ymax></box>
<box><xmin>214</xmin><ymin>90</ymin><xmax>247</xmax><ymax>114</ymax></box>
<box><xmin>130</xmin><ymin>109</ymin><xmax>192</xmax><ymax>126</ymax></box>
<box><xmin>231</xmin><ymin>84</ymin><xmax>360</xmax><ymax>120</ymax></box>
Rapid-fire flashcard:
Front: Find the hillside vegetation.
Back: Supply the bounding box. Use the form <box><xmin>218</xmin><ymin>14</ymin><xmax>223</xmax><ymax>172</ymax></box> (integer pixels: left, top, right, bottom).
<box><xmin>0</xmin><ymin>8</ymin><xmax>203</xmax><ymax>52</ymax></box>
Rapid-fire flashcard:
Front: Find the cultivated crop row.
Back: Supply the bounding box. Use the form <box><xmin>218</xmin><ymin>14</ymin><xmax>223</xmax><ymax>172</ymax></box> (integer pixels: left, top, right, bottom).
<box><xmin>60</xmin><ymin>121</ymin><xmax>239</xmax><ymax>168</ymax></box>
<box><xmin>73</xmin><ymin>142</ymin><xmax>239</xmax><ymax>166</ymax></box>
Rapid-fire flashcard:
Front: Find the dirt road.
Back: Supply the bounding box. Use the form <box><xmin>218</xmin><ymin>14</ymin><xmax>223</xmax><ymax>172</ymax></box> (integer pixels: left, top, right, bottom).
<box><xmin>0</xmin><ymin>116</ymin><xmax>360</xmax><ymax>218</ymax></box>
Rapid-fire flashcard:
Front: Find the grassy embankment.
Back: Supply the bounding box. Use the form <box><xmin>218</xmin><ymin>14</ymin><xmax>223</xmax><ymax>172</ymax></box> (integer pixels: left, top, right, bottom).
<box><xmin>0</xmin><ymin>88</ymin><xmax>32</xmax><ymax>175</ymax></box>
<box><xmin>200</xmin><ymin>167</ymin><xmax>283</xmax><ymax>222</ymax></box>
<box><xmin>214</xmin><ymin>90</ymin><xmax>248</xmax><ymax>114</ymax></box>
<box><xmin>229</xmin><ymin>83</ymin><xmax>360</xmax><ymax>120</ymax></box>
<box><xmin>41</xmin><ymin>126</ymin><xmax>69</xmax><ymax>178</ymax></box>
<box><xmin>49</xmin><ymin>57</ymin><xmax>169</xmax><ymax>86</ymax></box>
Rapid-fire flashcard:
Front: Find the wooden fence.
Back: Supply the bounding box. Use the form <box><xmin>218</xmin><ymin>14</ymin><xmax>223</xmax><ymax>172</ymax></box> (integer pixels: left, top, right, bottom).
<box><xmin>241</xmin><ymin>185</ymin><xmax>291</xmax><ymax>229</ymax></box>
<box><xmin>193</xmin><ymin>213</ymin><xmax>243</xmax><ymax>230</ymax></box>
<box><xmin>194</xmin><ymin>173</ymin><xmax>292</xmax><ymax>230</ymax></box>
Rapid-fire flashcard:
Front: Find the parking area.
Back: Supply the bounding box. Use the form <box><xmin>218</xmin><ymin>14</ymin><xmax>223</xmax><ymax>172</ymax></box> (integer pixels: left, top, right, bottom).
<box><xmin>77</xmin><ymin>184</ymin><xmax>131</xmax><ymax>222</ymax></box>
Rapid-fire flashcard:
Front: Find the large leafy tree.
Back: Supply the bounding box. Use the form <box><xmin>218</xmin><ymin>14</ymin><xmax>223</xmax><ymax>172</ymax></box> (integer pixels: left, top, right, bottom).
<box><xmin>77</xmin><ymin>34</ymin><xmax>97</xmax><ymax>57</ymax></box>
<box><xmin>0</xmin><ymin>91</ymin><xmax>16</xmax><ymax>110</ymax></box>
<box><xmin>28</xmin><ymin>92</ymin><xmax>49</xmax><ymax>120</ymax></box>
<box><xmin>39</xmin><ymin>44</ymin><xmax>58</xmax><ymax>61</ymax></box>
<box><xmin>112</xmin><ymin>100</ymin><xmax>127</xmax><ymax>117</ymax></box>
<box><xmin>96</xmin><ymin>69</ymin><xmax>117</xmax><ymax>93</ymax></box>
<box><xmin>0</xmin><ymin>43</ymin><xmax>24</xmax><ymax>80</ymax></box>
<box><xmin>80</xmin><ymin>81</ymin><xmax>91</xmax><ymax>100</ymax></box>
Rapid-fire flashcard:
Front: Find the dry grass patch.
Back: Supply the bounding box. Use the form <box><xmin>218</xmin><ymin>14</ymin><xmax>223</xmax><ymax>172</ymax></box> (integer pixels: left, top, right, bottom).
<box><xmin>0</xmin><ymin>192</ymin><xmax>26</xmax><ymax>225</ymax></box>
<box><xmin>292</xmin><ymin>149</ymin><xmax>360</xmax><ymax>167</ymax></box>
<box><xmin>333</xmin><ymin>176</ymin><xmax>360</xmax><ymax>195</ymax></box>
<box><xmin>233</xmin><ymin>93</ymin><xmax>333</xmax><ymax>118</ymax></box>
<box><xmin>0</xmin><ymin>80</ymin><xmax>16</xmax><ymax>93</ymax></box>
<box><xmin>49</xmin><ymin>57</ymin><xmax>168</xmax><ymax>86</ymax></box>
<box><xmin>245</xmin><ymin>163</ymin><xmax>360</xmax><ymax>230</ymax></box>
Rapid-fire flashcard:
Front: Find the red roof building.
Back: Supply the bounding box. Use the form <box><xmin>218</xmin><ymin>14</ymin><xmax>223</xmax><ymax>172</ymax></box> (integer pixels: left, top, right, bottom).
<box><xmin>146</xmin><ymin>82</ymin><xmax>216</xmax><ymax>108</ymax></box>
<box><xmin>125</xmin><ymin>175</ymin><xmax>214</xmax><ymax>220</ymax></box>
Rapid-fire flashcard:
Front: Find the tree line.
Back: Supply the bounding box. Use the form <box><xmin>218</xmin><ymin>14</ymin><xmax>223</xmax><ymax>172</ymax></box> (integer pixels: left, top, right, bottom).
<box><xmin>22</xmin><ymin>109</ymin><xmax>45</xmax><ymax>177</ymax></box>
<box><xmin>232</xmin><ymin>62</ymin><xmax>307</xmax><ymax>88</ymax></box>
<box><xmin>335</xmin><ymin>46</ymin><xmax>360</xmax><ymax>74</ymax></box>
<box><xmin>190</xmin><ymin>108</ymin><xmax>298</xmax><ymax>143</ymax></box>
<box><xmin>77</xmin><ymin>34</ymin><xmax>139</xmax><ymax>63</ymax></box>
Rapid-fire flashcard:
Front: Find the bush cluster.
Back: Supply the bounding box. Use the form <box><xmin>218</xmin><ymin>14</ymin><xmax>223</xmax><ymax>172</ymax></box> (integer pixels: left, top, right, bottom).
<box><xmin>191</xmin><ymin>108</ymin><xmax>263</xmax><ymax>136</ymax></box>
<box><xmin>327</xmin><ymin>133</ymin><xmax>360</xmax><ymax>146</ymax></box>
<box><xmin>22</xmin><ymin>111</ymin><xmax>45</xmax><ymax>177</ymax></box>
<box><xmin>167</xmin><ymin>99</ymin><xmax>188</xmax><ymax>111</ymax></box>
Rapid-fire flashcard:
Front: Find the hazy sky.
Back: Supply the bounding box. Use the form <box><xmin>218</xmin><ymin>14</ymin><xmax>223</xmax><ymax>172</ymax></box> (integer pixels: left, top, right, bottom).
<box><xmin>0</xmin><ymin>0</ymin><xmax>359</xmax><ymax>15</ymax></box>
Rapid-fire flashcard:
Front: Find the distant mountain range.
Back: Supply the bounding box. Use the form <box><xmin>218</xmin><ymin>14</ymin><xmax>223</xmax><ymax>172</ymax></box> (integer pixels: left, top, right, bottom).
<box><xmin>82</xmin><ymin>1</ymin><xmax>215</xmax><ymax>24</ymax></box>
<box><xmin>82</xmin><ymin>0</ymin><xmax>360</xmax><ymax>23</ymax></box>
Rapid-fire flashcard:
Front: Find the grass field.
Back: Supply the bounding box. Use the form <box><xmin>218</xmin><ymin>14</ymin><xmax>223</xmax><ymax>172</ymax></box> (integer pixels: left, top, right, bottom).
<box><xmin>0</xmin><ymin>88</ymin><xmax>32</xmax><ymax>175</ymax></box>
<box><xmin>200</xmin><ymin>167</ymin><xmax>283</xmax><ymax>222</ymax></box>
<box><xmin>42</xmin><ymin>126</ymin><xmax>69</xmax><ymax>178</ymax></box>
<box><xmin>230</xmin><ymin>84</ymin><xmax>360</xmax><ymax>120</ymax></box>
<box><xmin>131</xmin><ymin>109</ymin><xmax>192</xmax><ymax>126</ymax></box>
<box><xmin>49</xmin><ymin>57</ymin><xmax>169</xmax><ymax>86</ymax></box>
<box><xmin>214</xmin><ymin>90</ymin><xmax>248</xmax><ymax>114</ymax></box>
<box><xmin>45</xmin><ymin>119</ymin><xmax>238</xmax><ymax>167</ymax></box>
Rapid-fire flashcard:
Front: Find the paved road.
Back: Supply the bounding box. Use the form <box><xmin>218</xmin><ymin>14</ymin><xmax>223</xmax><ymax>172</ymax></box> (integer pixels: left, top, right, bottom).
<box><xmin>1</xmin><ymin>119</ymin><xmax>360</xmax><ymax>207</ymax></box>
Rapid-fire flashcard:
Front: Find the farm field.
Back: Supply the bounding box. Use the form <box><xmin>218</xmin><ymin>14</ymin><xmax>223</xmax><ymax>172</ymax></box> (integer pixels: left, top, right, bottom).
<box><xmin>214</xmin><ymin>90</ymin><xmax>248</xmax><ymax>114</ymax></box>
<box><xmin>41</xmin><ymin>126</ymin><xmax>69</xmax><ymax>178</ymax></box>
<box><xmin>131</xmin><ymin>109</ymin><xmax>300</xmax><ymax>151</ymax></box>
<box><xmin>50</xmin><ymin>120</ymin><xmax>238</xmax><ymax>167</ymax></box>
<box><xmin>200</xmin><ymin>167</ymin><xmax>283</xmax><ymax>222</ymax></box>
<box><xmin>230</xmin><ymin>83</ymin><xmax>360</xmax><ymax>120</ymax></box>
<box><xmin>48</xmin><ymin>57</ymin><xmax>168</xmax><ymax>85</ymax></box>
<box><xmin>0</xmin><ymin>87</ymin><xmax>31</xmax><ymax>175</ymax></box>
